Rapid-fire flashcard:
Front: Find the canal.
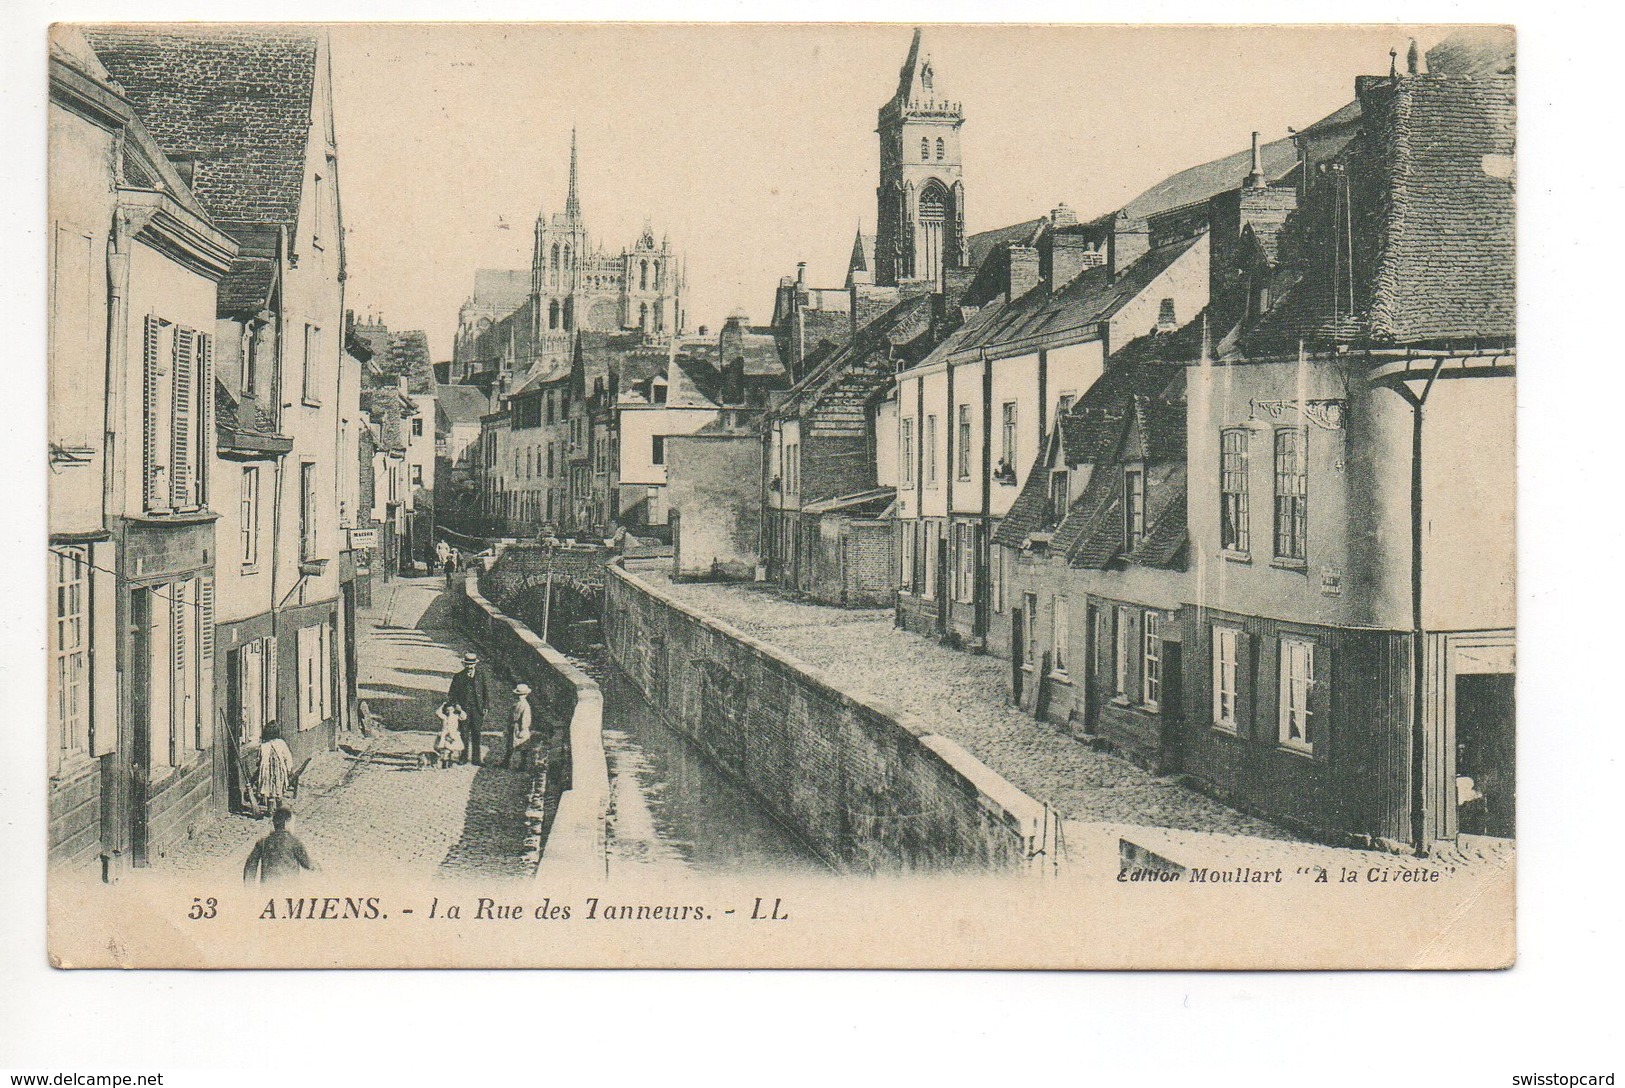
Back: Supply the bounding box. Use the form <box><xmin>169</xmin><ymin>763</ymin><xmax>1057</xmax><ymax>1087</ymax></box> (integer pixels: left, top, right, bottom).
<box><xmin>567</xmin><ymin>653</ymin><xmax>827</xmax><ymax>875</ymax></box>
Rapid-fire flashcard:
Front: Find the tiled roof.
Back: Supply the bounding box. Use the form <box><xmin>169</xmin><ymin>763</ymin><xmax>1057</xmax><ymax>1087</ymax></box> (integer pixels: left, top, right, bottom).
<box><xmin>1127</xmin><ymin>477</ymin><xmax>1187</xmax><ymax>570</ymax></box>
<box><xmin>966</xmin><ymin>218</ymin><xmax>1046</xmax><ymax>270</ymax></box>
<box><xmin>774</xmin><ymin>293</ymin><xmax>933</xmax><ymax>422</ymax></box>
<box><xmin>1119</xmin><ymin>135</ymin><xmax>1299</xmax><ymax>222</ymax></box>
<box><xmin>1244</xmin><ymin>73</ymin><xmax>1515</xmax><ymax>351</ymax></box>
<box><xmin>85</xmin><ymin>27</ymin><xmax>319</xmax><ymax>230</ymax></box>
<box><xmin>1365</xmin><ymin>75</ymin><xmax>1515</xmax><ymax>343</ymax></box>
<box><xmin>435</xmin><ymin>384</ymin><xmax>489</xmax><ymax>425</ymax></box>
<box><xmin>387</xmin><ymin>331</ymin><xmax>438</xmax><ymax>395</ymax></box>
<box><xmin>217</xmin><ymin>257</ymin><xmax>276</xmax><ymax>316</ymax></box>
<box><xmin>215</xmin><ymin>379</ymin><xmax>280</xmax><ymax>440</ymax></box>
<box><xmin>946</xmin><ymin>235</ymin><xmax>1201</xmax><ymax>362</ymax></box>
<box><xmin>991</xmin><ymin>458</ymin><xmax>1051</xmax><ymax>547</ymax></box>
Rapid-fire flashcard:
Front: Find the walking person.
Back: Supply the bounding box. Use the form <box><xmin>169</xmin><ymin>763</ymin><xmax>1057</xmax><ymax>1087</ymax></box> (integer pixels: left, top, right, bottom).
<box><xmin>443</xmin><ymin>549</ymin><xmax>457</xmax><ymax>588</ymax></box>
<box><xmin>256</xmin><ymin>723</ymin><xmax>295</xmax><ymax>815</ymax></box>
<box><xmin>447</xmin><ymin>652</ymin><xmax>491</xmax><ymax>765</ymax></box>
<box><xmin>243</xmin><ymin>806</ymin><xmax>319</xmax><ymax>884</ymax></box>
<box><xmin>503</xmin><ymin>683</ymin><xmax>533</xmax><ymax>771</ymax></box>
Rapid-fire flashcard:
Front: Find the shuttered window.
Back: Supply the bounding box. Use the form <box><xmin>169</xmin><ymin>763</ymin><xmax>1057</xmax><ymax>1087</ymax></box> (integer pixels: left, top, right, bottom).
<box><xmin>1215</xmin><ymin>626</ymin><xmax>1235</xmax><ymax>737</ymax></box>
<box><xmin>141</xmin><ymin>317</ymin><xmax>209</xmax><ymax>513</ymax></box>
<box><xmin>298</xmin><ymin>622</ymin><xmax>331</xmax><ymax>731</ymax></box>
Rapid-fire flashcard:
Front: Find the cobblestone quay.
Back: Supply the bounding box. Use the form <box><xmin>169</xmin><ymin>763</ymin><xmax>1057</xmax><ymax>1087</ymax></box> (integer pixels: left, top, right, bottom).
<box><xmin>159</xmin><ymin>577</ymin><xmax>544</xmax><ymax>882</ymax></box>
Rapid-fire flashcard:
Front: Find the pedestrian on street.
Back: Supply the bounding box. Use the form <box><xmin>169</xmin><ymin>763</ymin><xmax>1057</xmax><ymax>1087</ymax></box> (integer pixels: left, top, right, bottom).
<box><xmin>503</xmin><ymin>683</ymin><xmax>533</xmax><ymax>771</ymax></box>
<box><xmin>256</xmin><ymin>723</ymin><xmax>295</xmax><ymax>814</ymax></box>
<box><xmin>443</xmin><ymin>550</ymin><xmax>457</xmax><ymax>588</ymax></box>
<box><xmin>242</xmin><ymin>806</ymin><xmax>319</xmax><ymax>884</ymax></box>
<box><xmin>447</xmin><ymin>652</ymin><xmax>491</xmax><ymax>765</ymax></box>
<box><xmin>434</xmin><ymin>700</ymin><xmax>467</xmax><ymax>768</ymax></box>
<box><xmin>435</xmin><ymin>539</ymin><xmax>450</xmax><ymax>567</ymax></box>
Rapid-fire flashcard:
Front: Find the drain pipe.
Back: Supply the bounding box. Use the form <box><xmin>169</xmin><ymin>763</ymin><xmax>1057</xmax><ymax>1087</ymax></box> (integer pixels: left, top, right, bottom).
<box><xmin>1397</xmin><ymin>357</ymin><xmax>1445</xmax><ymax>855</ymax></box>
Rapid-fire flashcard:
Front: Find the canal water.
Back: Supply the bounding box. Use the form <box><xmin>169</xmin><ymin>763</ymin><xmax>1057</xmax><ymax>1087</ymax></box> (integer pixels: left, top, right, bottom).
<box><xmin>568</xmin><ymin>654</ymin><xmax>826</xmax><ymax>874</ymax></box>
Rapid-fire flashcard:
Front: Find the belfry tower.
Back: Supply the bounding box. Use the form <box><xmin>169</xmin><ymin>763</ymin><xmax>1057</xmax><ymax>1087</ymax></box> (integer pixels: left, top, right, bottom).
<box><xmin>875</xmin><ymin>28</ymin><xmax>966</xmax><ymax>289</ymax></box>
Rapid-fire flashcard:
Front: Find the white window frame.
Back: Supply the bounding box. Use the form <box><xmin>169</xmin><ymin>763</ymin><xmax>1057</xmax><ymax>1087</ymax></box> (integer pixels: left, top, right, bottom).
<box><xmin>1023</xmin><ymin>592</ymin><xmax>1039</xmax><ymax>670</ymax></box>
<box><xmin>989</xmin><ymin>543</ymin><xmax>1004</xmax><ymax>613</ymax></box>
<box><xmin>53</xmin><ymin>546</ymin><xmax>90</xmax><ymax>759</ymax></box>
<box><xmin>957</xmin><ymin>404</ymin><xmax>972</xmax><ymax>480</ymax></box>
<box><xmin>1278</xmin><ymin>637</ymin><xmax>1316</xmax><ymax>754</ymax></box>
<box><xmin>298</xmin><ymin>621</ymin><xmax>332</xmax><ymax>732</ymax></box>
<box><xmin>1142</xmin><ymin>610</ymin><xmax>1163</xmax><ymax>711</ymax></box>
<box><xmin>901</xmin><ymin>418</ymin><xmax>914</xmax><ymax>485</ymax></box>
<box><xmin>925</xmin><ymin>414</ymin><xmax>938</xmax><ymax>486</ymax></box>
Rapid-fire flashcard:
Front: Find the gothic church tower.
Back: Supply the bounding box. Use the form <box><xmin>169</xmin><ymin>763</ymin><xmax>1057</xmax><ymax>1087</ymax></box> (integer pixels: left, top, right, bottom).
<box><xmin>875</xmin><ymin>28</ymin><xmax>966</xmax><ymax>288</ymax></box>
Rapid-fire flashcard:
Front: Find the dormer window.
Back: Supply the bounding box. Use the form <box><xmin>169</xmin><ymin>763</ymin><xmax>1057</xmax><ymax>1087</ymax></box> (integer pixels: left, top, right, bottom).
<box><xmin>1124</xmin><ymin>466</ymin><xmax>1146</xmax><ymax>549</ymax></box>
<box><xmin>1157</xmin><ymin>297</ymin><xmax>1177</xmax><ymax>331</ymax></box>
<box><xmin>1047</xmin><ymin>470</ymin><xmax>1069</xmax><ymax>528</ymax></box>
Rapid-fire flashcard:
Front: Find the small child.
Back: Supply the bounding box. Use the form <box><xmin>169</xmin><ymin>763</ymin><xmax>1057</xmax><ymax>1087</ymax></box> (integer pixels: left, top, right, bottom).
<box><xmin>434</xmin><ymin>701</ymin><xmax>467</xmax><ymax>769</ymax></box>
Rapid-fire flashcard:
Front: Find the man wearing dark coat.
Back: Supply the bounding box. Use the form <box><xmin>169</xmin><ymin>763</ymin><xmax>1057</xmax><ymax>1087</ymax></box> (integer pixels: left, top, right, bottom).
<box><xmin>447</xmin><ymin>652</ymin><xmax>492</xmax><ymax>765</ymax></box>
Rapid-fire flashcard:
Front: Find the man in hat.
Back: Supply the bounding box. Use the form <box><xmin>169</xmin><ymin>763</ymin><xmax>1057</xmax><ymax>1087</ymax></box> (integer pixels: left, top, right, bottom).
<box><xmin>447</xmin><ymin>652</ymin><xmax>492</xmax><ymax>765</ymax></box>
<box><xmin>503</xmin><ymin>683</ymin><xmax>534</xmax><ymax>771</ymax></box>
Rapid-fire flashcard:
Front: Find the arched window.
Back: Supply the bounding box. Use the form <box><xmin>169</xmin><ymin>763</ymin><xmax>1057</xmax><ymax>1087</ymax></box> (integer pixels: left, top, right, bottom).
<box><xmin>653</xmin><ymin>302</ymin><xmax>663</xmax><ymax>333</ymax></box>
<box><xmin>548</xmin><ymin>300</ymin><xmax>560</xmax><ymax>330</ymax></box>
<box><xmin>550</xmin><ymin>243</ymin><xmax>560</xmax><ymax>272</ymax></box>
<box><xmin>639</xmin><ymin>302</ymin><xmax>649</xmax><ymax>331</ymax></box>
<box><xmin>920</xmin><ymin>136</ymin><xmax>930</xmax><ymax>161</ymax></box>
<box><xmin>563</xmin><ymin>298</ymin><xmax>574</xmax><ymax>331</ymax></box>
<box><xmin>652</xmin><ymin>262</ymin><xmax>661</xmax><ymax>290</ymax></box>
<box><xmin>640</xmin><ymin>260</ymin><xmax>648</xmax><ymax>291</ymax></box>
<box><xmin>917</xmin><ymin>185</ymin><xmax>949</xmax><ymax>287</ymax></box>
<box><xmin>936</xmin><ymin>137</ymin><xmax>945</xmax><ymax>161</ymax></box>
<box><xmin>562</xmin><ymin>244</ymin><xmax>572</xmax><ymax>269</ymax></box>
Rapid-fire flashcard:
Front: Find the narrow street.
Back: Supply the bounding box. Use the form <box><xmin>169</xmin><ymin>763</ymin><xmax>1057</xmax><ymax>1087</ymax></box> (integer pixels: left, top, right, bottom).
<box><xmin>158</xmin><ymin>577</ymin><xmax>543</xmax><ymax>882</ymax></box>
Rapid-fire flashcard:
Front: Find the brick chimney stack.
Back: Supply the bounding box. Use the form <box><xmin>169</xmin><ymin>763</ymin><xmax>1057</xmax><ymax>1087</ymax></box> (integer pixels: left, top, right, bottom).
<box><xmin>1108</xmin><ymin>213</ymin><xmax>1151</xmax><ymax>278</ymax></box>
<box><xmin>1007</xmin><ymin>244</ymin><xmax>1040</xmax><ymax>298</ymax></box>
<box><xmin>1245</xmin><ymin>130</ymin><xmax>1267</xmax><ymax>189</ymax></box>
<box><xmin>1050</xmin><ymin>233</ymin><xmax>1103</xmax><ymax>290</ymax></box>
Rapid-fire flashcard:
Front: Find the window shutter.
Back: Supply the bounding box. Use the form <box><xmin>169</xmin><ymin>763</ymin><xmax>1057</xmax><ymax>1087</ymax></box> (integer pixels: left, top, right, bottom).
<box><xmin>196</xmin><ymin>333</ymin><xmax>213</xmax><ymax>507</ymax></box>
<box><xmin>142</xmin><ymin>316</ymin><xmax>162</xmax><ymax>509</ymax></box>
<box><xmin>197</xmin><ymin>575</ymin><xmax>215</xmax><ymax>750</ymax></box>
<box><xmin>1235</xmin><ymin>629</ymin><xmax>1256</xmax><ymax>741</ymax></box>
<box><xmin>1309</xmin><ymin>640</ymin><xmax>1332</xmax><ymax>763</ymax></box>
<box><xmin>1126</xmin><ymin>609</ymin><xmax>1144</xmax><ymax>703</ymax></box>
<box><xmin>171</xmin><ymin>327</ymin><xmax>196</xmax><ymax>509</ymax></box>
<box><xmin>319</xmin><ymin>620</ymin><xmax>332</xmax><ymax>721</ymax></box>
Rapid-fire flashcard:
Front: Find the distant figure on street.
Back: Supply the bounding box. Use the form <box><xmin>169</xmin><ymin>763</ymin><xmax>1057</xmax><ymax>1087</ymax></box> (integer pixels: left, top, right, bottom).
<box><xmin>447</xmin><ymin>652</ymin><xmax>492</xmax><ymax>765</ymax></box>
<box><xmin>243</xmin><ymin>806</ymin><xmax>319</xmax><ymax>884</ymax></box>
<box><xmin>443</xmin><ymin>549</ymin><xmax>458</xmax><ymax>587</ymax></box>
<box><xmin>434</xmin><ymin>700</ymin><xmax>467</xmax><ymax>768</ymax></box>
<box><xmin>256</xmin><ymin>723</ymin><xmax>295</xmax><ymax>814</ymax></box>
<box><xmin>436</xmin><ymin>539</ymin><xmax>450</xmax><ymax>566</ymax></box>
<box><xmin>503</xmin><ymin>683</ymin><xmax>534</xmax><ymax>771</ymax></box>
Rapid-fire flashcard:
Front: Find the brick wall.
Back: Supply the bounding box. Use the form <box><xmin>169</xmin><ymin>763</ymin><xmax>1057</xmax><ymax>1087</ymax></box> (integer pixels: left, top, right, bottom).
<box><xmin>842</xmin><ymin>519</ymin><xmax>894</xmax><ymax>607</ymax></box>
<box><xmin>604</xmin><ymin>562</ymin><xmax>1043</xmax><ymax>873</ymax></box>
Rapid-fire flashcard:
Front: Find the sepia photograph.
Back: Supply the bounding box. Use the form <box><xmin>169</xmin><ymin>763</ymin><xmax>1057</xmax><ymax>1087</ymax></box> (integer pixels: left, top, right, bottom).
<box><xmin>40</xmin><ymin>19</ymin><xmax>1517</xmax><ymax>971</ymax></box>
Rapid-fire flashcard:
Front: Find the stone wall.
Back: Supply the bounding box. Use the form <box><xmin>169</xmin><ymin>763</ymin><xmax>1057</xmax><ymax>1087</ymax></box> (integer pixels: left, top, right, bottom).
<box><xmin>457</xmin><ymin>573</ymin><xmax>608</xmax><ymax>878</ymax></box>
<box><xmin>604</xmin><ymin>562</ymin><xmax>1043</xmax><ymax>873</ymax></box>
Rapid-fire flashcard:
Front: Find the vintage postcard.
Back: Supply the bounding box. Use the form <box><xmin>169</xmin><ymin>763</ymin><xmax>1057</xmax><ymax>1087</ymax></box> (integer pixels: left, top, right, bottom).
<box><xmin>44</xmin><ymin>21</ymin><xmax>1515</xmax><ymax>969</ymax></box>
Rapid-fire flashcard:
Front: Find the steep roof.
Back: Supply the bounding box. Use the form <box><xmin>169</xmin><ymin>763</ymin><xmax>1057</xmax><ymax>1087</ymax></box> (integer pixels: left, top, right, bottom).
<box><xmin>944</xmin><ymin>235</ymin><xmax>1201</xmax><ymax>363</ymax></box>
<box><xmin>387</xmin><ymin>331</ymin><xmax>437</xmax><ymax>395</ymax></box>
<box><xmin>85</xmin><ymin>27</ymin><xmax>320</xmax><ymax>230</ymax></box>
<box><xmin>435</xmin><ymin>384</ymin><xmax>489</xmax><ymax>425</ymax></box>
<box><xmin>470</xmin><ymin>269</ymin><xmax>531</xmax><ymax>314</ymax></box>
<box><xmin>1119</xmin><ymin>134</ymin><xmax>1300</xmax><ymax>222</ymax></box>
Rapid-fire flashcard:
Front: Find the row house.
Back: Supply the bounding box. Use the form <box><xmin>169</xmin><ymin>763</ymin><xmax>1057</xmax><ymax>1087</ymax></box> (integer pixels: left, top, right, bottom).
<box><xmin>894</xmin><ymin>206</ymin><xmax>1210</xmax><ymax>649</ymax></box>
<box><xmin>433</xmin><ymin>382</ymin><xmax>492</xmax><ymax>530</ymax></box>
<box><xmin>47</xmin><ymin>31</ymin><xmax>238</xmax><ymax>876</ymax></box>
<box><xmin>53</xmin><ymin>26</ymin><xmax>351</xmax><ymax>875</ymax></box>
<box><xmin>1001</xmin><ymin>40</ymin><xmax>1515</xmax><ymax>853</ymax></box>
<box><xmin>362</xmin><ymin>376</ymin><xmax>419</xmax><ymax>576</ymax></box>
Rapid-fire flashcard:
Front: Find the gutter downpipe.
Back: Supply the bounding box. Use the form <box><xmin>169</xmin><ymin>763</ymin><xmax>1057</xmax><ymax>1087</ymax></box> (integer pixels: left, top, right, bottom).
<box><xmin>1400</xmin><ymin>355</ymin><xmax>1445</xmax><ymax>855</ymax></box>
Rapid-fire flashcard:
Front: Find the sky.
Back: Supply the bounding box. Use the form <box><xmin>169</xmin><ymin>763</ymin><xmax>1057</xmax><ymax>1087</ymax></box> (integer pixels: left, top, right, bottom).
<box><xmin>330</xmin><ymin>23</ymin><xmax>1451</xmax><ymax>360</ymax></box>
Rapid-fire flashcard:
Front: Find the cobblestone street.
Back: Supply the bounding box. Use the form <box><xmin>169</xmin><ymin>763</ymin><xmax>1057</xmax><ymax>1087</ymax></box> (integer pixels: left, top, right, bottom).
<box><xmin>157</xmin><ymin>577</ymin><xmax>543</xmax><ymax>883</ymax></box>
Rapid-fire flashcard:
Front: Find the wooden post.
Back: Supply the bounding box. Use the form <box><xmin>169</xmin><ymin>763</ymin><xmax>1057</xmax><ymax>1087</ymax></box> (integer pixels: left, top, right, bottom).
<box><xmin>541</xmin><ymin>566</ymin><xmax>555</xmax><ymax>644</ymax></box>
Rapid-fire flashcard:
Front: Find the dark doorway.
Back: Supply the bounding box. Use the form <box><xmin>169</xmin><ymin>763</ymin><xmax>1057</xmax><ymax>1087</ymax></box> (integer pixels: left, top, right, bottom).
<box><xmin>1010</xmin><ymin>606</ymin><xmax>1025</xmax><ymax>704</ymax></box>
<box><xmin>1455</xmin><ymin>673</ymin><xmax>1514</xmax><ymax>838</ymax></box>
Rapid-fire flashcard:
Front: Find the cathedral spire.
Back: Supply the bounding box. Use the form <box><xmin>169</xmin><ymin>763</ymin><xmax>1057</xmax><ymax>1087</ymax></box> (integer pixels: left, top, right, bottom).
<box><xmin>565</xmin><ymin>127</ymin><xmax>581</xmax><ymax>223</ymax></box>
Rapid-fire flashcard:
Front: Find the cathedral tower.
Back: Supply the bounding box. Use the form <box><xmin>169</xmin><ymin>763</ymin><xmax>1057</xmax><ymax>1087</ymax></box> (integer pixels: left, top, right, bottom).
<box><xmin>875</xmin><ymin>28</ymin><xmax>965</xmax><ymax>289</ymax></box>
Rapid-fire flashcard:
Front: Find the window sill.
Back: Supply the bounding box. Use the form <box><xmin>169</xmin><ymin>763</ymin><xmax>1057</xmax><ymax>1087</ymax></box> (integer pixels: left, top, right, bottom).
<box><xmin>1211</xmin><ymin>722</ymin><xmax>1239</xmax><ymax>736</ymax></box>
<box><xmin>50</xmin><ymin>751</ymin><xmax>100</xmax><ymax>784</ymax></box>
<box><xmin>1271</xmin><ymin>557</ymin><xmax>1308</xmax><ymax>572</ymax></box>
<box><xmin>240</xmin><ymin>564</ymin><xmax>260</xmax><ymax>576</ymax></box>
<box><xmin>1048</xmin><ymin>672</ymin><xmax>1071</xmax><ymax>684</ymax></box>
<box><xmin>1021</xmin><ymin>664</ymin><xmax>1035</xmax><ymax>673</ymax></box>
<box><xmin>302</xmin><ymin>398</ymin><xmax>324</xmax><ymax>409</ymax></box>
<box><xmin>1277</xmin><ymin>743</ymin><xmax>1315</xmax><ymax>759</ymax></box>
<box><xmin>1109</xmin><ymin>694</ymin><xmax>1133</xmax><ymax>707</ymax></box>
<box><xmin>1221</xmin><ymin>549</ymin><xmax>1251</xmax><ymax>564</ymax></box>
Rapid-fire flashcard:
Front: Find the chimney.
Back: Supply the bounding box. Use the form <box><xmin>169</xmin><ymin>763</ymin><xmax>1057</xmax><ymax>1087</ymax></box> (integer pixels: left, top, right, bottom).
<box><xmin>1245</xmin><ymin>131</ymin><xmax>1267</xmax><ymax>189</ymax></box>
<box><xmin>1407</xmin><ymin>38</ymin><xmax>1421</xmax><ymax>75</ymax></box>
<box><xmin>1050</xmin><ymin>233</ymin><xmax>1103</xmax><ymax>290</ymax></box>
<box><xmin>1049</xmin><ymin>202</ymin><xmax>1079</xmax><ymax>228</ymax></box>
<box><xmin>1108</xmin><ymin>213</ymin><xmax>1150</xmax><ymax>278</ymax></box>
<box><xmin>1007</xmin><ymin>244</ymin><xmax>1040</xmax><ymax>298</ymax></box>
<box><xmin>796</xmin><ymin>261</ymin><xmax>807</xmax><ymax>286</ymax></box>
